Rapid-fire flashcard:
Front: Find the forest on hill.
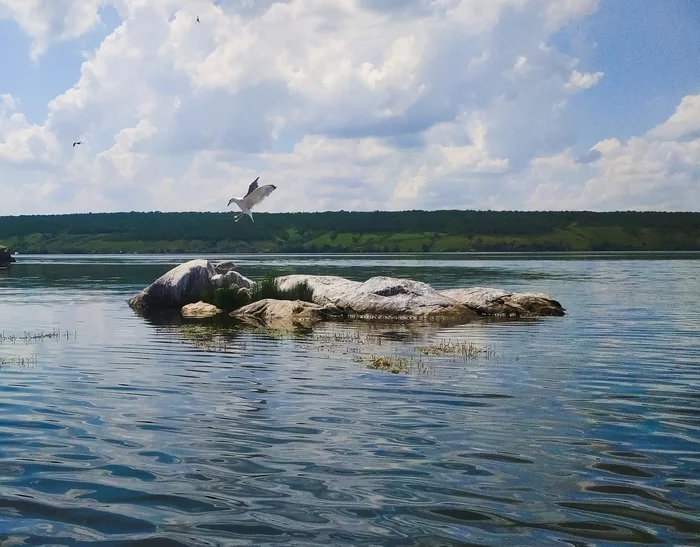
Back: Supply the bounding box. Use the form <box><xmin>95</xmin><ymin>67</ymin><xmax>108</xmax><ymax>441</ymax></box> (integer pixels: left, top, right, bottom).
<box><xmin>1</xmin><ymin>210</ymin><xmax>699</xmax><ymax>253</ymax></box>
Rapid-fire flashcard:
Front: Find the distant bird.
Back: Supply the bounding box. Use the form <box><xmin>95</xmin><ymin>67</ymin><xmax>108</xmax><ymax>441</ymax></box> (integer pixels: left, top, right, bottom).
<box><xmin>72</xmin><ymin>141</ymin><xmax>83</xmax><ymax>147</ymax></box>
<box><xmin>227</xmin><ymin>177</ymin><xmax>277</xmax><ymax>223</ymax></box>
<box><xmin>196</xmin><ymin>16</ymin><xmax>200</xmax><ymax>23</ymax></box>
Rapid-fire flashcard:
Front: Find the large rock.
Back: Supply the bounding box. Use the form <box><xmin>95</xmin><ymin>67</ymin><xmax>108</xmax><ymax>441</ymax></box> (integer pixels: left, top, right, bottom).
<box><xmin>182</xmin><ymin>301</ymin><xmax>223</xmax><ymax>318</ymax></box>
<box><xmin>0</xmin><ymin>245</ymin><xmax>15</xmax><ymax>264</ymax></box>
<box><xmin>277</xmin><ymin>275</ymin><xmax>475</xmax><ymax>319</ymax></box>
<box><xmin>211</xmin><ymin>270</ymin><xmax>254</xmax><ymax>289</ymax></box>
<box><xmin>128</xmin><ymin>259</ymin><xmax>216</xmax><ymax>310</ymax></box>
<box><xmin>277</xmin><ymin>274</ymin><xmax>564</xmax><ymax>319</ymax></box>
<box><xmin>232</xmin><ymin>298</ymin><xmax>346</xmax><ymax>328</ymax></box>
<box><xmin>441</xmin><ymin>287</ymin><xmax>565</xmax><ymax>317</ymax></box>
<box><xmin>214</xmin><ymin>261</ymin><xmax>236</xmax><ymax>274</ymax></box>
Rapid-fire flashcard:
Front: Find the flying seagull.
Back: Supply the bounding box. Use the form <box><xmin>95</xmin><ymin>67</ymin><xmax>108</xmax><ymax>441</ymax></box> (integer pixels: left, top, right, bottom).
<box><xmin>72</xmin><ymin>141</ymin><xmax>83</xmax><ymax>147</ymax></box>
<box><xmin>227</xmin><ymin>177</ymin><xmax>277</xmax><ymax>222</ymax></box>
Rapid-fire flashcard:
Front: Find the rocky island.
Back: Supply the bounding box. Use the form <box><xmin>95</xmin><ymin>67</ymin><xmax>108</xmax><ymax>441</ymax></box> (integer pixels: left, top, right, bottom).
<box><xmin>128</xmin><ymin>259</ymin><xmax>565</xmax><ymax>328</ymax></box>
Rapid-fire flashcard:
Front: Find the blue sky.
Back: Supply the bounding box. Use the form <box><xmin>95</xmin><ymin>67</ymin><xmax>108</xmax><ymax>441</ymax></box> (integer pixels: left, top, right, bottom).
<box><xmin>565</xmin><ymin>0</ymin><xmax>700</xmax><ymax>147</ymax></box>
<box><xmin>0</xmin><ymin>0</ymin><xmax>699</xmax><ymax>215</ymax></box>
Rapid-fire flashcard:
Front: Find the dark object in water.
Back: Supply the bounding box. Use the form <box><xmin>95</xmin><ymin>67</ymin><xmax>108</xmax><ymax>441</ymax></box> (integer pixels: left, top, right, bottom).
<box><xmin>0</xmin><ymin>245</ymin><xmax>15</xmax><ymax>264</ymax></box>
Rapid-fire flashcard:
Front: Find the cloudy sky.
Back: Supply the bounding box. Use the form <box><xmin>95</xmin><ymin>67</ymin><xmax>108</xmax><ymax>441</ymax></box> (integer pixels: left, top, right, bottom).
<box><xmin>0</xmin><ymin>0</ymin><xmax>698</xmax><ymax>215</ymax></box>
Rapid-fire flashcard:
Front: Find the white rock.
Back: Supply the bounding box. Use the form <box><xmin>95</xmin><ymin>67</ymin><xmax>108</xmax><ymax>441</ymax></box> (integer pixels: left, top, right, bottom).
<box><xmin>211</xmin><ymin>270</ymin><xmax>254</xmax><ymax>289</ymax></box>
<box><xmin>214</xmin><ymin>260</ymin><xmax>236</xmax><ymax>274</ymax></box>
<box><xmin>276</xmin><ymin>275</ymin><xmax>474</xmax><ymax>319</ymax></box>
<box><xmin>128</xmin><ymin>259</ymin><xmax>216</xmax><ymax>310</ymax></box>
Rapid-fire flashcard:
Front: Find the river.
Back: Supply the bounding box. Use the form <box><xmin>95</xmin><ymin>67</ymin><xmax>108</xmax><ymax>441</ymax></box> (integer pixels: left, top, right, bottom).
<box><xmin>1</xmin><ymin>253</ymin><xmax>699</xmax><ymax>545</ymax></box>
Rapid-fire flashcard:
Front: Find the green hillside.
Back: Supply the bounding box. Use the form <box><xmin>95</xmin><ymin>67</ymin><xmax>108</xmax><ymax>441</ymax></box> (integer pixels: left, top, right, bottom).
<box><xmin>1</xmin><ymin>210</ymin><xmax>699</xmax><ymax>253</ymax></box>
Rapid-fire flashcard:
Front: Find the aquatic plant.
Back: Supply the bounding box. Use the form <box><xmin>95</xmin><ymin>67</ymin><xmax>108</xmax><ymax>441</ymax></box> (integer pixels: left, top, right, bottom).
<box><xmin>282</xmin><ymin>279</ymin><xmax>315</xmax><ymax>302</ymax></box>
<box><xmin>353</xmin><ymin>354</ymin><xmax>433</xmax><ymax>375</ymax></box>
<box><xmin>249</xmin><ymin>274</ymin><xmax>314</xmax><ymax>303</ymax></box>
<box><xmin>415</xmin><ymin>339</ymin><xmax>496</xmax><ymax>360</ymax></box>
<box><xmin>0</xmin><ymin>354</ymin><xmax>38</xmax><ymax>368</ymax></box>
<box><xmin>202</xmin><ymin>275</ymin><xmax>315</xmax><ymax>313</ymax></box>
<box><xmin>247</xmin><ymin>274</ymin><xmax>279</xmax><ymax>301</ymax></box>
<box><xmin>174</xmin><ymin>324</ymin><xmax>247</xmax><ymax>353</ymax></box>
<box><xmin>0</xmin><ymin>329</ymin><xmax>76</xmax><ymax>344</ymax></box>
<box><xmin>200</xmin><ymin>285</ymin><xmax>251</xmax><ymax>313</ymax></box>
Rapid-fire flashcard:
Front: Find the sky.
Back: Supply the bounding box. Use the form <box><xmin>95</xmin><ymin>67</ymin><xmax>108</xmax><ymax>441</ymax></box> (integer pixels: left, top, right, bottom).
<box><xmin>0</xmin><ymin>0</ymin><xmax>699</xmax><ymax>216</ymax></box>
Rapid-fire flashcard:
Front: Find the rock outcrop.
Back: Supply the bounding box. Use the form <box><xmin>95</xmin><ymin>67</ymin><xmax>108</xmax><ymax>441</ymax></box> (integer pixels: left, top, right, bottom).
<box><xmin>181</xmin><ymin>301</ymin><xmax>223</xmax><ymax>318</ymax></box>
<box><xmin>232</xmin><ymin>298</ymin><xmax>346</xmax><ymax>328</ymax></box>
<box><xmin>128</xmin><ymin>262</ymin><xmax>565</xmax><ymax>322</ymax></box>
<box><xmin>441</xmin><ymin>287</ymin><xmax>565</xmax><ymax>317</ymax></box>
<box><xmin>128</xmin><ymin>259</ymin><xmax>216</xmax><ymax>310</ymax></box>
<box><xmin>277</xmin><ymin>275</ymin><xmax>476</xmax><ymax>319</ymax></box>
<box><xmin>0</xmin><ymin>245</ymin><xmax>15</xmax><ymax>264</ymax></box>
<box><xmin>277</xmin><ymin>274</ymin><xmax>565</xmax><ymax>319</ymax></box>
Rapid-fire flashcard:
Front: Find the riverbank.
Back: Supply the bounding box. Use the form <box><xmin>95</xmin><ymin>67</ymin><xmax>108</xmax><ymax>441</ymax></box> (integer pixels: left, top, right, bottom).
<box><xmin>2</xmin><ymin>210</ymin><xmax>700</xmax><ymax>253</ymax></box>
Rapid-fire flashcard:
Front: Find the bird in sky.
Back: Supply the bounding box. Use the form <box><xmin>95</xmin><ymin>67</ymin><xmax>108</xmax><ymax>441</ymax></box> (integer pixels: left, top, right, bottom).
<box><xmin>227</xmin><ymin>177</ymin><xmax>277</xmax><ymax>223</ymax></box>
<box><xmin>196</xmin><ymin>16</ymin><xmax>200</xmax><ymax>23</ymax></box>
<box><xmin>72</xmin><ymin>141</ymin><xmax>83</xmax><ymax>147</ymax></box>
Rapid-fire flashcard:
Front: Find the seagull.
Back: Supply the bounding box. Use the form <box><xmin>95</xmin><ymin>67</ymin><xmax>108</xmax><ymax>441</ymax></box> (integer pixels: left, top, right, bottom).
<box><xmin>227</xmin><ymin>177</ymin><xmax>277</xmax><ymax>222</ymax></box>
<box><xmin>72</xmin><ymin>141</ymin><xmax>83</xmax><ymax>147</ymax></box>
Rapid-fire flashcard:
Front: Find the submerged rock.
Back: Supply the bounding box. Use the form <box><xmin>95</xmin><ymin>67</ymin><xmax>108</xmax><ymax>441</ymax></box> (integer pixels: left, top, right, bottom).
<box><xmin>0</xmin><ymin>245</ymin><xmax>15</xmax><ymax>264</ymax></box>
<box><xmin>441</xmin><ymin>287</ymin><xmax>565</xmax><ymax>317</ymax></box>
<box><xmin>128</xmin><ymin>259</ymin><xmax>216</xmax><ymax>310</ymax></box>
<box><xmin>182</xmin><ymin>301</ymin><xmax>223</xmax><ymax>318</ymax></box>
<box><xmin>232</xmin><ymin>298</ymin><xmax>346</xmax><ymax>328</ymax></box>
<box><xmin>277</xmin><ymin>275</ymin><xmax>475</xmax><ymax>319</ymax></box>
<box><xmin>505</xmin><ymin>291</ymin><xmax>566</xmax><ymax>317</ymax></box>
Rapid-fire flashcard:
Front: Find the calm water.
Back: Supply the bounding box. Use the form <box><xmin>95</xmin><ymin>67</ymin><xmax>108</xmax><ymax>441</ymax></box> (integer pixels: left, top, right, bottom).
<box><xmin>1</xmin><ymin>253</ymin><xmax>699</xmax><ymax>546</ymax></box>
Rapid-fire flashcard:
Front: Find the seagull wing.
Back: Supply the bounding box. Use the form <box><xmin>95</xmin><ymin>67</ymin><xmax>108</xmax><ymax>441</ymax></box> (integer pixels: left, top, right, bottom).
<box><xmin>243</xmin><ymin>184</ymin><xmax>276</xmax><ymax>209</ymax></box>
<box><xmin>244</xmin><ymin>177</ymin><xmax>259</xmax><ymax>198</ymax></box>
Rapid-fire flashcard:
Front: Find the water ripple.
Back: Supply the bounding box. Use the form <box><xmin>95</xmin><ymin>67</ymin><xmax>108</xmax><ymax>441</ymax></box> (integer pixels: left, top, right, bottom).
<box><xmin>1</xmin><ymin>254</ymin><xmax>699</xmax><ymax>545</ymax></box>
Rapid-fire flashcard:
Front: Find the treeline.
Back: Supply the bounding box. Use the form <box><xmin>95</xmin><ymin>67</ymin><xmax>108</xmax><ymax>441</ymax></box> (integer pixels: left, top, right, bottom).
<box><xmin>1</xmin><ymin>210</ymin><xmax>699</xmax><ymax>253</ymax></box>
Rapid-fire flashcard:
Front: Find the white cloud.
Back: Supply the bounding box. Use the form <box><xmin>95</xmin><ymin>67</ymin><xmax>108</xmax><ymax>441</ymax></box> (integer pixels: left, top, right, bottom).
<box><xmin>524</xmin><ymin>124</ymin><xmax>700</xmax><ymax>211</ymax></box>
<box><xmin>0</xmin><ymin>93</ymin><xmax>58</xmax><ymax>166</ymax></box>
<box><xmin>96</xmin><ymin>119</ymin><xmax>158</xmax><ymax>179</ymax></box>
<box><xmin>0</xmin><ymin>0</ymin><xmax>103</xmax><ymax>60</ymax></box>
<box><xmin>541</xmin><ymin>0</ymin><xmax>598</xmax><ymax>30</ymax></box>
<box><xmin>0</xmin><ymin>0</ymin><xmax>696</xmax><ymax>216</ymax></box>
<box><xmin>564</xmin><ymin>69</ymin><xmax>604</xmax><ymax>91</ymax></box>
<box><xmin>647</xmin><ymin>93</ymin><xmax>700</xmax><ymax>141</ymax></box>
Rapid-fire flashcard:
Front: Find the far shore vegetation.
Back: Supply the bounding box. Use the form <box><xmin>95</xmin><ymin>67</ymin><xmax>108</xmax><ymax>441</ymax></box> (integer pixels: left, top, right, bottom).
<box><xmin>2</xmin><ymin>210</ymin><xmax>700</xmax><ymax>254</ymax></box>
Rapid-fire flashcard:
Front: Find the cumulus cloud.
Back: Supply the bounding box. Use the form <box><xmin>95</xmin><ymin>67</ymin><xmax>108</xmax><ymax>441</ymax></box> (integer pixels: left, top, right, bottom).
<box><xmin>0</xmin><ymin>0</ymin><xmax>697</xmax><ymax>216</ymax></box>
<box><xmin>0</xmin><ymin>93</ymin><xmax>58</xmax><ymax>166</ymax></box>
<box><xmin>525</xmin><ymin>124</ymin><xmax>700</xmax><ymax>211</ymax></box>
<box><xmin>647</xmin><ymin>93</ymin><xmax>700</xmax><ymax>141</ymax></box>
<box><xmin>0</xmin><ymin>0</ymin><xmax>103</xmax><ymax>60</ymax></box>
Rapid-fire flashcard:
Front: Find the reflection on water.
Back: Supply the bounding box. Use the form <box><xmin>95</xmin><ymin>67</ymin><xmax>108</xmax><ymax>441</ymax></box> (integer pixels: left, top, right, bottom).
<box><xmin>0</xmin><ymin>253</ymin><xmax>699</xmax><ymax>546</ymax></box>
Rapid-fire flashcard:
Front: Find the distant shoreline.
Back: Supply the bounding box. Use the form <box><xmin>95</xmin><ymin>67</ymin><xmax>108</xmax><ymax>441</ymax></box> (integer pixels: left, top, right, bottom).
<box><xmin>2</xmin><ymin>210</ymin><xmax>700</xmax><ymax>254</ymax></box>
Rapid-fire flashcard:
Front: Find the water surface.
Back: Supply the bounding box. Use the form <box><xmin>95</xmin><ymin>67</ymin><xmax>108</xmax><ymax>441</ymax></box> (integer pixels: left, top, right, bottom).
<box><xmin>1</xmin><ymin>253</ymin><xmax>699</xmax><ymax>546</ymax></box>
